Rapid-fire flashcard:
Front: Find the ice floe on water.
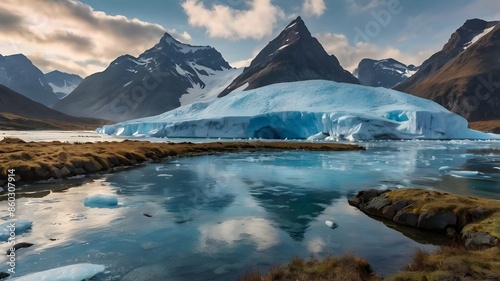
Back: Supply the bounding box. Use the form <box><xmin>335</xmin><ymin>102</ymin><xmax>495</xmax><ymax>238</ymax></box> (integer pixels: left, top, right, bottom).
<box><xmin>0</xmin><ymin>220</ymin><xmax>32</xmax><ymax>241</ymax></box>
<box><xmin>83</xmin><ymin>194</ymin><xmax>119</xmax><ymax>208</ymax></box>
<box><xmin>10</xmin><ymin>263</ymin><xmax>105</xmax><ymax>281</ymax></box>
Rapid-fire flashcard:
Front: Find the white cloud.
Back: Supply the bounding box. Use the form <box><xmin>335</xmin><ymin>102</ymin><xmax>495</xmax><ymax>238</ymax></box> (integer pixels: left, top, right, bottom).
<box><xmin>346</xmin><ymin>0</ymin><xmax>387</xmax><ymax>13</ymax></box>
<box><xmin>0</xmin><ymin>0</ymin><xmax>191</xmax><ymax>77</ymax></box>
<box><xmin>303</xmin><ymin>0</ymin><xmax>326</xmax><ymax>17</ymax></box>
<box><xmin>181</xmin><ymin>0</ymin><xmax>284</xmax><ymax>40</ymax></box>
<box><xmin>316</xmin><ymin>32</ymin><xmax>432</xmax><ymax>71</ymax></box>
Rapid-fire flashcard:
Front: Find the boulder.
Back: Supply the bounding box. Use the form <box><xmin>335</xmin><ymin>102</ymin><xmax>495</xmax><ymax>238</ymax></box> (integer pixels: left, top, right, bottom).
<box><xmin>82</xmin><ymin>158</ymin><xmax>103</xmax><ymax>173</ymax></box>
<box><xmin>362</xmin><ymin>195</ymin><xmax>391</xmax><ymax>216</ymax></box>
<box><xmin>393</xmin><ymin>210</ymin><xmax>419</xmax><ymax>227</ymax></box>
<box><xmin>381</xmin><ymin>205</ymin><xmax>397</xmax><ymax>220</ymax></box>
<box><xmin>417</xmin><ymin>212</ymin><xmax>458</xmax><ymax>233</ymax></box>
<box><xmin>358</xmin><ymin>189</ymin><xmax>388</xmax><ymax>203</ymax></box>
<box><xmin>463</xmin><ymin>232</ymin><xmax>498</xmax><ymax>249</ymax></box>
<box><xmin>347</xmin><ymin>196</ymin><xmax>361</xmax><ymax>207</ymax></box>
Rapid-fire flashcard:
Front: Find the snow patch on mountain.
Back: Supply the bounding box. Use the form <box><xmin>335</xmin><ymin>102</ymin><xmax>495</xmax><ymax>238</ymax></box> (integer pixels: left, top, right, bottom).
<box><xmin>463</xmin><ymin>26</ymin><xmax>495</xmax><ymax>50</ymax></box>
<box><xmin>97</xmin><ymin>80</ymin><xmax>498</xmax><ymax>141</ymax></box>
<box><xmin>180</xmin><ymin>67</ymin><xmax>243</xmax><ymax>105</ymax></box>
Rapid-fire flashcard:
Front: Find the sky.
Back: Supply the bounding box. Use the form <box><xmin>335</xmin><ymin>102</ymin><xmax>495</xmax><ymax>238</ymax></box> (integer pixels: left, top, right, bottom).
<box><xmin>0</xmin><ymin>0</ymin><xmax>499</xmax><ymax>77</ymax></box>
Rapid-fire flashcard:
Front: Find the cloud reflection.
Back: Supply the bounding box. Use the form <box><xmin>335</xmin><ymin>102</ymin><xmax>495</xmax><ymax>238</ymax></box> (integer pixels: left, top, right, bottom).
<box><xmin>198</xmin><ymin>217</ymin><xmax>279</xmax><ymax>253</ymax></box>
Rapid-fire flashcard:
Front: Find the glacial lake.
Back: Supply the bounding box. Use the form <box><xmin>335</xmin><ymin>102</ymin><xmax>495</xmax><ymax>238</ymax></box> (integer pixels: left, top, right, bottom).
<box><xmin>1</xmin><ymin>140</ymin><xmax>499</xmax><ymax>280</ymax></box>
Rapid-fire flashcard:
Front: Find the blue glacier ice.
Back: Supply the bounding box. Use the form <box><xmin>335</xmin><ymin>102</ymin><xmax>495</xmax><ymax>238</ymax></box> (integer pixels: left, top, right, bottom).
<box><xmin>0</xmin><ymin>219</ymin><xmax>33</xmax><ymax>241</ymax></box>
<box><xmin>97</xmin><ymin>80</ymin><xmax>499</xmax><ymax>141</ymax></box>
<box><xmin>83</xmin><ymin>194</ymin><xmax>119</xmax><ymax>208</ymax></box>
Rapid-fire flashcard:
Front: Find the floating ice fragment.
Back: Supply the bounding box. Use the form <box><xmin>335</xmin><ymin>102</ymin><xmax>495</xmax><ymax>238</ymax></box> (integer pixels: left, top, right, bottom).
<box><xmin>0</xmin><ymin>219</ymin><xmax>33</xmax><ymax>241</ymax></box>
<box><xmin>438</xmin><ymin>166</ymin><xmax>451</xmax><ymax>174</ymax></box>
<box><xmin>448</xmin><ymin>170</ymin><xmax>480</xmax><ymax>178</ymax></box>
<box><xmin>10</xmin><ymin>263</ymin><xmax>105</xmax><ymax>281</ymax></box>
<box><xmin>325</xmin><ymin>220</ymin><xmax>339</xmax><ymax>229</ymax></box>
<box><xmin>83</xmin><ymin>194</ymin><xmax>118</xmax><ymax>208</ymax></box>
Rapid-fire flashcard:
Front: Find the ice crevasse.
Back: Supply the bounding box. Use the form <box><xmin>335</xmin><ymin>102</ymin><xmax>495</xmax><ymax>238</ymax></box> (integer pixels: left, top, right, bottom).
<box><xmin>97</xmin><ymin>80</ymin><xmax>499</xmax><ymax>141</ymax></box>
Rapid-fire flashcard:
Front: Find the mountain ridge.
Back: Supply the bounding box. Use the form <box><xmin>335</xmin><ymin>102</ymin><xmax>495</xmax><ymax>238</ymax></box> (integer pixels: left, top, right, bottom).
<box><xmin>394</xmin><ymin>19</ymin><xmax>500</xmax><ymax>121</ymax></box>
<box><xmin>218</xmin><ymin>16</ymin><xmax>359</xmax><ymax>97</ymax></box>
<box><xmin>0</xmin><ymin>54</ymin><xmax>59</xmax><ymax>107</ymax></box>
<box><xmin>53</xmin><ymin>32</ymin><xmax>236</xmax><ymax>122</ymax></box>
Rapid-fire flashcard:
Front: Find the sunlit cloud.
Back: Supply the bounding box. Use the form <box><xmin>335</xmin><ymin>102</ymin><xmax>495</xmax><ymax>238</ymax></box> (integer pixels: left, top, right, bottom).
<box><xmin>0</xmin><ymin>0</ymin><xmax>191</xmax><ymax>77</ymax></box>
<box><xmin>303</xmin><ymin>0</ymin><xmax>327</xmax><ymax>17</ymax></box>
<box><xmin>181</xmin><ymin>0</ymin><xmax>285</xmax><ymax>40</ymax></box>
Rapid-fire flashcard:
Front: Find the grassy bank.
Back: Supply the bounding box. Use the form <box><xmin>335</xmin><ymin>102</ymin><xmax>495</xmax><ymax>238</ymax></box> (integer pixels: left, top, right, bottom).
<box><xmin>247</xmin><ymin>189</ymin><xmax>500</xmax><ymax>280</ymax></box>
<box><xmin>0</xmin><ymin>138</ymin><xmax>363</xmax><ymax>184</ymax></box>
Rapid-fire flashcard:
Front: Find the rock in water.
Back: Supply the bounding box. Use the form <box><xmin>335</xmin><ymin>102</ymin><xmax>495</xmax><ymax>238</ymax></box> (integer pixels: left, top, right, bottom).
<box><xmin>325</xmin><ymin>220</ymin><xmax>339</xmax><ymax>229</ymax></box>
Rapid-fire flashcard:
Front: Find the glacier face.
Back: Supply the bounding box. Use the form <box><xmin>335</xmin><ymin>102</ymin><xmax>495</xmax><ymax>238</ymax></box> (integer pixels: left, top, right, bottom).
<box><xmin>97</xmin><ymin>80</ymin><xmax>499</xmax><ymax>141</ymax></box>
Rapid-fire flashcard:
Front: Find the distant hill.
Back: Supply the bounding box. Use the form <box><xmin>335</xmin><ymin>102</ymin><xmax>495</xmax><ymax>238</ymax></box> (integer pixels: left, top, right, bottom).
<box><xmin>355</xmin><ymin>58</ymin><xmax>418</xmax><ymax>88</ymax></box>
<box><xmin>395</xmin><ymin>19</ymin><xmax>500</xmax><ymax>122</ymax></box>
<box><xmin>0</xmin><ymin>54</ymin><xmax>59</xmax><ymax>107</ymax></box>
<box><xmin>218</xmin><ymin>16</ymin><xmax>359</xmax><ymax>98</ymax></box>
<box><xmin>0</xmin><ymin>84</ymin><xmax>110</xmax><ymax>130</ymax></box>
<box><xmin>45</xmin><ymin>70</ymin><xmax>83</xmax><ymax>99</ymax></box>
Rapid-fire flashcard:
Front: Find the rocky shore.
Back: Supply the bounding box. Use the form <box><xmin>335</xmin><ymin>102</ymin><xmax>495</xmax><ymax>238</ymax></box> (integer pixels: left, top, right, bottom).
<box><xmin>348</xmin><ymin>189</ymin><xmax>499</xmax><ymax>248</ymax></box>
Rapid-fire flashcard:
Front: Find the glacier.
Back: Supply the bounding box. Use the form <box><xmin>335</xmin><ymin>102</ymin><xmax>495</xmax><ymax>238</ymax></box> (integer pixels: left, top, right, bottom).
<box><xmin>97</xmin><ymin>80</ymin><xmax>499</xmax><ymax>141</ymax></box>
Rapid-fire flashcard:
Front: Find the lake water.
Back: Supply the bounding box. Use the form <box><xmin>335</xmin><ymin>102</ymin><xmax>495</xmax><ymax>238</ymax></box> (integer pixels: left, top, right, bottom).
<box><xmin>1</xmin><ymin>140</ymin><xmax>499</xmax><ymax>280</ymax></box>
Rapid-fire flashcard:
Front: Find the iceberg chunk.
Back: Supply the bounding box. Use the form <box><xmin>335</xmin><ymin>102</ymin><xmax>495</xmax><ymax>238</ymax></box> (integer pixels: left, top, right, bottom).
<box><xmin>0</xmin><ymin>219</ymin><xmax>33</xmax><ymax>241</ymax></box>
<box><xmin>11</xmin><ymin>263</ymin><xmax>105</xmax><ymax>281</ymax></box>
<box><xmin>97</xmin><ymin>80</ymin><xmax>500</xmax><ymax>141</ymax></box>
<box><xmin>83</xmin><ymin>194</ymin><xmax>119</xmax><ymax>208</ymax></box>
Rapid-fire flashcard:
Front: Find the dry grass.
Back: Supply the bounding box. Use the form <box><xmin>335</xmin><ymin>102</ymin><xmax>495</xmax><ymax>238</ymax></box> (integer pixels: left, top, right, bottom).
<box><xmin>0</xmin><ymin>139</ymin><xmax>363</xmax><ymax>183</ymax></box>
<box><xmin>0</xmin><ymin>112</ymin><xmax>111</xmax><ymax>130</ymax></box>
<box><xmin>239</xmin><ymin>255</ymin><xmax>381</xmax><ymax>281</ymax></box>
<box><xmin>385</xmin><ymin>189</ymin><xmax>500</xmax><ymax>230</ymax></box>
<box><xmin>387</xmin><ymin>245</ymin><xmax>500</xmax><ymax>281</ymax></box>
<box><xmin>469</xmin><ymin>119</ymin><xmax>500</xmax><ymax>134</ymax></box>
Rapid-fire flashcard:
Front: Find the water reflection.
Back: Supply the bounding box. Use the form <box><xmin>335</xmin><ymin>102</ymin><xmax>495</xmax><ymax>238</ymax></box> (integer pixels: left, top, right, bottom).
<box><xmin>198</xmin><ymin>217</ymin><xmax>279</xmax><ymax>253</ymax></box>
<box><xmin>247</xmin><ymin>181</ymin><xmax>340</xmax><ymax>240</ymax></box>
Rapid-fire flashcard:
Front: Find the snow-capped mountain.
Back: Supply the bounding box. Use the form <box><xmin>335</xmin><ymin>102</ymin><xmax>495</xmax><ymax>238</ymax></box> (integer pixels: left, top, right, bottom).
<box><xmin>54</xmin><ymin>33</ymin><xmax>239</xmax><ymax>122</ymax></box>
<box><xmin>395</xmin><ymin>19</ymin><xmax>500</xmax><ymax>121</ymax></box>
<box><xmin>354</xmin><ymin>58</ymin><xmax>418</xmax><ymax>88</ymax></box>
<box><xmin>0</xmin><ymin>54</ymin><xmax>59</xmax><ymax>107</ymax></box>
<box><xmin>98</xmin><ymin>80</ymin><xmax>498</xmax><ymax>141</ymax></box>
<box><xmin>44</xmin><ymin>70</ymin><xmax>83</xmax><ymax>99</ymax></box>
<box><xmin>218</xmin><ymin>16</ymin><xmax>359</xmax><ymax>97</ymax></box>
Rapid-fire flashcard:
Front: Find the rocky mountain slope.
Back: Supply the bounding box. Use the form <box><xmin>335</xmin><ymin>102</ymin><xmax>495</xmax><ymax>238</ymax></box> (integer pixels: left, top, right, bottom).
<box><xmin>45</xmin><ymin>70</ymin><xmax>83</xmax><ymax>99</ymax></box>
<box><xmin>355</xmin><ymin>58</ymin><xmax>418</xmax><ymax>88</ymax></box>
<box><xmin>395</xmin><ymin>19</ymin><xmax>500</xmax><ymax>121</ymax></box>
<box><xmin>54</xmin><ymin>33</ymin><xmax>237</xmax><ymax>122</ymax></box>
<box><xmin>0</xmin><ymin>84</ymin><xmax>108</xmax><ymax>130</ymax></box>
<box><xmin>0</xmin><ymin>54</ymin><xmax>59</xmax><ymax>107</ymax></box>
<box><xmin>218</xmin><ymin>16</ymin><xmax>359</xmax><ymax>98</ymax></box>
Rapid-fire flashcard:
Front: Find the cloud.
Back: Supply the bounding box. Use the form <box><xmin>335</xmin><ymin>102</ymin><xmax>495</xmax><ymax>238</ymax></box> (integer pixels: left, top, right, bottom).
<box><xmin>0</xmin><ymin>0</ymin><xmax>191</xmax><ymax>77</ymax></box>
<box><xmin>316</xmin><ymin>32</ymin><xmax>432</xmax><ymax>72</ymax></box>
<box><xmin>346</xmin><ymin>0</ymin><xmax>387</xmax><ymax>13</ymax></box>
<box><xmin>181</xmin><ymin>0</ymin><xmax>284</xmax><ymax>40</ymax></box>
<box><xmin>303</xmin><ymin>0</ymin><xmax>326</xmax><ymax>17</ymax></box>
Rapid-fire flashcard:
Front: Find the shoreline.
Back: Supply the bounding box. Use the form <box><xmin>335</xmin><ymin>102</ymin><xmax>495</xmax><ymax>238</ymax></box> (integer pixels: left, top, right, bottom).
<box><xmin>0</xmin><ymin>138</ymin><xmax>363</xmax><ymax>185</ymax></box>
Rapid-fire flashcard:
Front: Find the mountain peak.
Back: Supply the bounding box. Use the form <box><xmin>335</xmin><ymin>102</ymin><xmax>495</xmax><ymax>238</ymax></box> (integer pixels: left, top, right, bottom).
<box><xmin>156</xmin><ymin>32</ymin><xmax>212</xmax><ymax>54</ymax></box>
<box><xmin>218</xmin><ymin>17</ymin><xmax>358</xmax><ymax>97</ymax></box>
